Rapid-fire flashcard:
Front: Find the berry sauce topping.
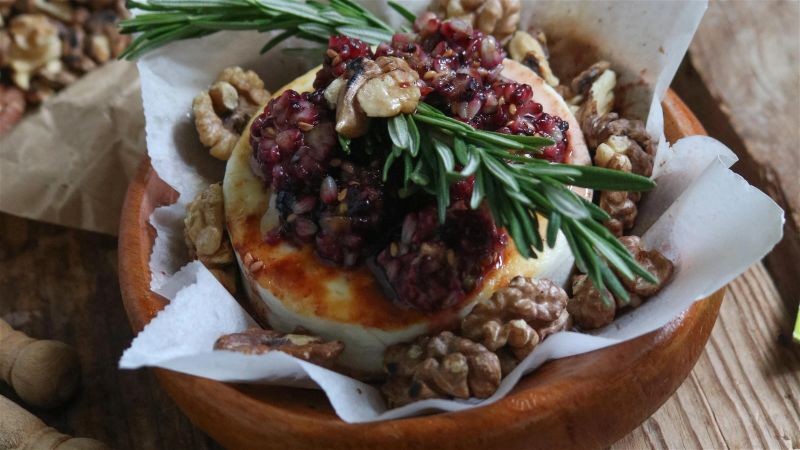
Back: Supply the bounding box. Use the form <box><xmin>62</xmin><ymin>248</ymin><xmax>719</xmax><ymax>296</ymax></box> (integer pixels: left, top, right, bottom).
<box><xmin>249</xmin><ymin>16</ymin><xmax>568</xmax><ymax>312</ymax></box>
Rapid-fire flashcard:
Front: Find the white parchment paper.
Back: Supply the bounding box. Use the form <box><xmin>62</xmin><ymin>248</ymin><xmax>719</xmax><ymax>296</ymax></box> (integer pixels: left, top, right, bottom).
<box><xmin>120</xmin><ymin>0</ymin><xmax>784</xmax><ymax>422</ymax></box>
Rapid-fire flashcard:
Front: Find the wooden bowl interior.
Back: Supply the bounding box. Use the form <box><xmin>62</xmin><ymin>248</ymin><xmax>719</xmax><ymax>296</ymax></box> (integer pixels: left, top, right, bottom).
<box><xmin>119</xmin><ymin>90</ymin><xmax>722</xmax><ymax>450</ymax></box>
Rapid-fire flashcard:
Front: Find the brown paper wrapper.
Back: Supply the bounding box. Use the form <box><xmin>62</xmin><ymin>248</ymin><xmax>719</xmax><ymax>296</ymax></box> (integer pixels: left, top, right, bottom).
<box><xmin>0</xmin><ymin>61</ymin><xmax>144</xmax><ymax>236</ymax></box>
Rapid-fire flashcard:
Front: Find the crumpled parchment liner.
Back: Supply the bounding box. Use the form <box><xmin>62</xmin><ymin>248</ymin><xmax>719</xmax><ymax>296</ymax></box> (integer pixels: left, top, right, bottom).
<box><xmin>120</xmin><ymin>0</ymin><xmax>784</xmax><ymax>423</ymax></box>
<box><xmin>0</xmin><ymin>61</ymin><xmax>144</xmax><ymax>235</ymax></box>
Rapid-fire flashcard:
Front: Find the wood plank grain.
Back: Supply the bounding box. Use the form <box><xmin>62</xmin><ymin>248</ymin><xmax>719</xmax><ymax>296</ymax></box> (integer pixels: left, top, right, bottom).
<box><xmin>671</xmin><ymin>0</ymin><xmax>800</xmax><ymax>306</ymax></box>
<box><xmin>0</xmin><ymin>213</ymin><xmax>221</xmax><ymax>450</ymax></box>
<box><xmin>614</xmin><ymin>263</ymin><xmax>800</xmax><ymax>450</ymax></box>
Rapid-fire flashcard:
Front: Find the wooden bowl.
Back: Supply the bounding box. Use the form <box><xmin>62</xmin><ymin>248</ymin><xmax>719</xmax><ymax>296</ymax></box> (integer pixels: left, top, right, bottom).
<box><xmin>119</xmin><ymin>90</ymin><xmax>723</xmax><ymax>450</ymax></box>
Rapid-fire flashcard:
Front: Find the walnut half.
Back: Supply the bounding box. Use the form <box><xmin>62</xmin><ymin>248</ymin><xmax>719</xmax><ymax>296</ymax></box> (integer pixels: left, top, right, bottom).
<box><xmin>461</xmin><ymin>277</ymin><xmax>569</xmax><ymax>368</ymax></box>
<box><xmin>184</xmin><ymin>183</ymin><xmax>237</xmax><ymax>293</ymax></box>
<box><xmin>193</xmin><ymin>66</ymin><xmax>270</xmax><ymax>160</ymax></box>
<box><xmin>214</xmin><ymin>328</ymin><xmax>345</xmax><ymax>369</ymax></box>
<box><xmin>568</xmin><ymin>236</ymin><xmax>674</xmax><ymax>330</ymax></box>
<box><xmin>507</xmin><ymin>30</ymin><xmax>559</xmax><ymax>87</ymax></box>
<box><xmin>382</xmin><ymin>331</ymin><xmax>501</xmax><ymax>407</ymax></box>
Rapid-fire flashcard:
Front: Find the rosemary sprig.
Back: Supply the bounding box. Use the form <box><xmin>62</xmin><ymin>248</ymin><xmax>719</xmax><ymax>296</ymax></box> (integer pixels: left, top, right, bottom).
<box><xmin>121</xmin><ymin>0</ymin><xmax>660</xmax><ymax>302</ymax></box>
<box><xmin>384</xmin><ymin>111</ymin><xmax>656</xmax><ymax>302</ymax></box>
<box><xmin>121</xmin><ymin>0</ymin><xmax>398</xmax><ymax>59</ymax></box>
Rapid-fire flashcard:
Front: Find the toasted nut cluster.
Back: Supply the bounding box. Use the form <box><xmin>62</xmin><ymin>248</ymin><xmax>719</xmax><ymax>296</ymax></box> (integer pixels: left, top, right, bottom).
<box><xmin>0</xmin><ymin>84</ymin><xmax>26</xmax><ymax>133</ymax></box>
<box><xmin>431</xmin><ymin>0</ymin><xmax>521</xmax><ymax>41</ymax></box>
<box><xmin>214</xmin><ymin>328</ymin><xmax>345</xmax><ymax>369</ymax></box>
<box><xmin>184</xmin><ymin>183</ymin><xmax>237</xmax><ymax>293</ymax></box>
<box><xmin>593</xmin><ymin>133</ymin><xmax>655</xmax><ymax>235</ymax></box>
<box><xmin>193</xmin><ymin>66</ymin><xmax>270</xmax><ymax>160</ymax></box>
<box><xmin>0</xmin><ymin>1</ymin><xmax>130</xmax><ymax>129</ymax></box>
<box><xmin>568</xmin><ymin>236</ymin><xmax>674</xmax><ymax>330</ymax></box>
<box><xmin>562</xmin><ymin>60</ymin><xmax>658</xmax><ymax>236</ymax></box>
<box><xmin>461</xmin><ymin>277</ymin><xmax>569</xmax><ymax>370</ymax></box>
<box><xmin>382</xmin><ymin>331</ymin><xmax>501</xmax><ymax>407</ymax></box>
<box><xmin>507</xmin><ymin>30</ymin><xmax>559</xmax><ymax>87</ymax></box>
<box><xmin>325</xmin><ymin>56</ymin><xmax>420</xmax><ymax>138</ymax></box>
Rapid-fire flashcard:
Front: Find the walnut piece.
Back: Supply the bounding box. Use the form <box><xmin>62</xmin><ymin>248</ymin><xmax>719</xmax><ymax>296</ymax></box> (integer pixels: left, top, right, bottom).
<box><xmin>569</xmin><ymin>236</ymin><xmax>674</xmax><ymax>330</ymax></box>
<box><xmin>461</xmin><ymin>277</ymin><xmax>569</xmax><ymax>362</ymax></box>
<box><xmin>617</xmin><ymin>236</ymin><xmax>674</xmax><ymax>297</ymax></box>
<box><xmin>382</xmin><ymin>331</ymin><xmax>501</xmax><ymax>407</ymax></box>
<box><xmin>326</xmin><ymin>56</ymin><xmax>420</xmax><ymax>138</ymax></box>
<box><xmin>575</xmin><ymin>64</ymin><xmax>616</xmax><ymax>124</ymax></box>
<box><xmin>0</xmin><ymin>84</ymin><xmax>26</xmax><ymax>135</ymax></box>
<box><xmin>357</xmin><ymin>56</ymin><xmax>421</xmax><ymax>117</ymax></box>
<box><xmin>600</xmin><ymin>190</ymin><xmax>637</xmax><ymax>237</ymax></box>
<box><xmin>193</xmin><ymin>66</ymin><xmax>270</xmax><ymax>160</ymax></box>
<box><xmin>184</xmin><ymin>183</ymin><xmax>237</xmax><ymax>292</ymax></box>
<box><xmin>507</xmin><ymin>30</ymin><xmax>559</xmax><ymax>87</ymax></box>
<box><xmin>431</xmin><ymin>0</ymin><xmax>521</xmax><ymax>41</ymax></box>
<box><xmin>567</xmin><ymin>274</ymin><xmax>616</xmax><ymax>330</ymax></box>
<box><xmin>214</xmin><ymin>328</ymin><xmax>344</xmax><ymax>368</ymax></box>
<box><xmin>7</xmin><ymin>14</ymin><xmax>62</xmax><ymax>90</ymax></box>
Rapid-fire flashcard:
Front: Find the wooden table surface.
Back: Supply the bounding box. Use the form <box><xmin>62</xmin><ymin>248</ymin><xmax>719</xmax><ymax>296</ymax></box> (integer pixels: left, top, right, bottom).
<box><xmin>1</xmin><ymin>1</ymin><xmax>798</xmax><ymax>449</ymax></box>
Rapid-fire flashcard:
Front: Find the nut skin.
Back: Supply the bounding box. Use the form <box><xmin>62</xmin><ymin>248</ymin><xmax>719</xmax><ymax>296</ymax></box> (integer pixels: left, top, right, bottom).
<box><xmin>382</xmin><ymin>331</ymin><xmax>501</xmax><ymax>407</ymax></box>
<box><xmin>462</xmin><ymin>277</ymin><xmax>569</xmax><ymax>362</ymax></box>
<box><xmin>193</xmin><ymin>66</ymin><xmax>270</xmax><ymax>160</ymax></box>
<box><xmin>184</xmin><ymin>183</ymin><xmax>237</xmax><ymax>293</ymax></box>
<box><xmin>214</xmin><ymin>328</ymin><xmax>344</xmax><ymax>369</ymax></box>
<box><xmin>431</xmin><ymin>0</ymin><xmax>521</xmax><ymax>41</ymax></box>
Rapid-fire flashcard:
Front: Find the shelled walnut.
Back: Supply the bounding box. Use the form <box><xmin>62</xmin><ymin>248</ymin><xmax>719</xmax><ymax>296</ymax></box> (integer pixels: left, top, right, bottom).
<box><xmin>184</xmin><ymin>183</ymin><xmax>237</xmax><ymax>293</ymax></box>
<box><xmin>193</xmin><ymin>66</ymin><xmax>270</xmax><ymax>160</ymax></box>
<box><xmin>507</xmin><ymin>30</ymin><xmax>559</xmax><ymax>87</ymax></box>
<box><xmin>325</xmin><ymin>56</ymin><xmax>420</xmax><ymax>138</ymax></box>
<box><xmin>382</xmin><ymin>331</ymin><xmax>501</xmax><ymax>407</ymax></box>
<box><xmin>568</xmin><ymin>237</ymin><xmax>674</xmax><ymax>330</ymax></box>
<box><xmin>461</xmin><ymin>277</ymin><xmax>569</xmax><ymax>369</ymax></box>
<box><xmin>617</xmin><ymin>236</ymin><xmax>674</xmax><ymax>297</ymax></box>
<box><xmin>430</xmin><ymin>0</ymin><xmax>520</xmax><ymax>41</ymax></box>
<box><xmin>7</xmin><ymin>14</ymin><xmax>61</xmax><ymax>91</ymax></box>
<box><xmin>215</xmin><ymin>328</ymin><xmax>344</xmax><ymax>368</ymax></box>
<box><xmin>574</xmin><ymin>62</ymin><xmax>616</xmax><ymax>125</ymax></box>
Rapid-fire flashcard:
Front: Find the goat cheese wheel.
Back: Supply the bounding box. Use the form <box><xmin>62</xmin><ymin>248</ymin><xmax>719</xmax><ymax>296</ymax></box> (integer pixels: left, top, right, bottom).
<box><xmin>223</xmin><ymin>61</ymin><xmax>590</xmax><ymax>376</ymax></box>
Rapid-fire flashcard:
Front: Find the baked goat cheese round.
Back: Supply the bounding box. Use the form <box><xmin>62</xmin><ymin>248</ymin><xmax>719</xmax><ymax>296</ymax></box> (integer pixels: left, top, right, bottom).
<box><xmin>223</xmin><ymin>61</ymin><xmax>590</xmax><ymax>376</ymax></box>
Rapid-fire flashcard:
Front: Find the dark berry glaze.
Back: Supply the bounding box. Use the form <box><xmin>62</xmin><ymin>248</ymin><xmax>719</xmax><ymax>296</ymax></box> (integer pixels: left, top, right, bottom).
<box><xmin>249</xmin><ymin>15</ymin><xmax>567</xmax><ymax>312</ymax></box>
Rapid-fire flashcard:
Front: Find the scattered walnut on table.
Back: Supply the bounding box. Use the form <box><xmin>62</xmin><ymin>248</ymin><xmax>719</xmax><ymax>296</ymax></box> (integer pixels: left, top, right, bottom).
<box><xmin>193</xmin><ymin>66</ymin><xmax>270</xmax><ymax>160</ymax></box>
<box><xmin>430</xmin><ymin>0</ymin><xmax>521</xmax><ymax>41</ymax></box>
<box><xmin>461</xmin><ymin>277</ymin><xmax>569</xmax><ymax>366</ymax></box>
<box><xmin>574</xmin><ymin>62</ymin><xmax>617</xmax><ymax>125</ymax></box>
<box><xmin>507</xmin><ymin>30</ymin><xmax>559</xmax><ymax>87</ymax></box>
<box><xmin>214</xmin><ymin>328</ymin><xmax>345</xmax><ymax>368</ymax></box>
<box><xmin>382</xmin><ymin>331</ymin><xmax>501</xmax><ymax>407</ymax></box>
<box><xmin>184</xmin><ymin>183</ymin><xmax>237</xmax><ymax>293</ymax></box>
